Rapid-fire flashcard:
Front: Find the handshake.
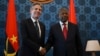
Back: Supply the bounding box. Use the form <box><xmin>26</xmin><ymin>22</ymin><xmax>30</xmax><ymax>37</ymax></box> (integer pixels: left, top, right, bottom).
<box><xmin>39</xmin><ymin>47</ymin><xmax>46</xmax><ymax>56</ymax></box>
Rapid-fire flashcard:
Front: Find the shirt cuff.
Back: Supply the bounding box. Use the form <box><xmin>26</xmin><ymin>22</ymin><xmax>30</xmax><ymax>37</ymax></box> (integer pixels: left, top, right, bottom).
<box><xmin>39</xmin><ymin>46</ymin><xmax>42</xmax><ymax>51</ymax></box>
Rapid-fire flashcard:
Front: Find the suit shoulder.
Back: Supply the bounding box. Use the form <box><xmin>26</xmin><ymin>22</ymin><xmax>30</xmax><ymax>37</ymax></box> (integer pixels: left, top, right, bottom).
<box><xmin>39</xmin><ymin>21</ymin><xmax>44</xmax><ymax>24</ymax></box>
<box><xmin>21</xmin><ymin>18</ymin><xmax>30</xmax><ymax>22</ymax></box>
<box><xmin>39</xmin><ymin>21</ymin><xmax>45</xmax><ymax>26</ymax></box>
<box><xmin>50</xmin><ymin>23</ymin><xmax>59</xmax><ymax>28</ymax></box>
<box><xmin>69</xmin><ymin>22</ymin><xmax>78</xmax><ymax>26</ymax></box>
<box><xmin>69</xmin><ymin>22</ymin><xmax>79</xmax><ymax>30</ymax></box>
<box><xmin>20</xmin><ymin>18</ymin><xmax>31</xmax><ymax>23</ymax></box>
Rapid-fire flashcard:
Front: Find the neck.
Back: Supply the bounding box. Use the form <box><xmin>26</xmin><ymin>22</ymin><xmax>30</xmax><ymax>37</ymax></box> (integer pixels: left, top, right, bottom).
<box><xmin>32</xmin><ymin>17</ymin><xmax>38</xmax><ymax>21</ymax></box>
<box><xmin>62</xmin><ymin>20</ymin><xmax>67</xmax><ymax>23</ymax></box>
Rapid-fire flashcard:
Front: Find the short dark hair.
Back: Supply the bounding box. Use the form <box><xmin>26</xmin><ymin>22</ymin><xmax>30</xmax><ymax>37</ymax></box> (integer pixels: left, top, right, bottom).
<box><xmin>33</xmin><ymin>3</ymin><xmax>42</xmax><ymax>7</ymax></box>
<box><xmin>58</xmin><ymin>7</ymin><xmax>68</xmax><ymax>15</ymax></box>
<box><xmin>30</xmin><ymin>3</ymin><xmax>43</xmax><ymax>10</ymax></box>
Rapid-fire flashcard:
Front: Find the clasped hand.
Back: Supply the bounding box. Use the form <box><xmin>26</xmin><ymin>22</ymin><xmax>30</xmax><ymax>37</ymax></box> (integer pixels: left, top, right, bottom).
<box><xmin>39</xmin><ymin>47</ymin><xmax>46</xmax><ymax>55</ymax></box>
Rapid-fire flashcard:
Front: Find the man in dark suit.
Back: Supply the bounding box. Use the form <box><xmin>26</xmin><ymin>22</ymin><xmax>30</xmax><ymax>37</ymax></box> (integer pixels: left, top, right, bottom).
<box><xmin>19</xmin><ymin>3</ymin><xmax>45</xmax><ymax>56</ymax></box>
<box><xmin>42</xmin><ymin>7</ymin><xmax>83</xmax><ymax>56</ymax></box>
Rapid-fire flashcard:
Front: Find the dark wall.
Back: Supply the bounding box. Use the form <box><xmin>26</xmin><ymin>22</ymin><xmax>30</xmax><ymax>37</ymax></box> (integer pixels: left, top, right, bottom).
<box><xmin>0</xmin><ymin>0</ymin><xmax>100</xmax><ymax>56</ymax></box>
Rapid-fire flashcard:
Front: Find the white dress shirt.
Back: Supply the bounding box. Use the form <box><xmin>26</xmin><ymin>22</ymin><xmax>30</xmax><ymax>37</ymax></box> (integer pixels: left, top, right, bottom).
<box><xmin>31</xmin><ymin>17</ymin><xmax>43</xmax><ymax>51</ymax></box>
<box><xmin>59</xmin><ymin>21</ymin><xmax>68</xmax><ymax>31</ymax></box>
<box><xmin>31</xmin><ymin>17</ymin><xmax>41</xmax><ymax>37</ymax></box>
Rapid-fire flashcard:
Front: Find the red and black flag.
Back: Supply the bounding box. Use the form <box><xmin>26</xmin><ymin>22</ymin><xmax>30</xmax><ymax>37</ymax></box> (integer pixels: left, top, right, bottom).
<box><xmin>4</xmin><ymin>0</ymin><xmax>19</xmax><ymax>56</ymax></box>
<box><xmin>69</xmin><ymin>0</ymin><xmax>77</xmax><ymax>24</ymax></box>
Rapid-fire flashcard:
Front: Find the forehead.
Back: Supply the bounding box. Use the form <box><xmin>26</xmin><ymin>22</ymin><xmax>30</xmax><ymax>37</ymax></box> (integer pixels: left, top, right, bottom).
<box><xmin>59</xmin><ymin>8</ymin><xmax>68</xmax><ymax>13</ymax></box>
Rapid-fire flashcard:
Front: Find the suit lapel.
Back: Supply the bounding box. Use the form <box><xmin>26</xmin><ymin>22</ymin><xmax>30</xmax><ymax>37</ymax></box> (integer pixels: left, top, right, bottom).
<box><xmin>28</xmin><ymin>19</ymin><xmax>36</xmax><ymax>30</ymax></box>
<box><xmin>28</xmin><ymin>19</ymin><xmax>40</xmax><ymax>38</ymax></box>
<box><xmin>56</xmin><ymin>23</ymin><xmax>65</xmax><ymax>40</ymax></box>
<box><xmin>67</xmin><ymin>22</ymin><xmax>73</xmax><ymax>40</ymax></box>
<box><xmin>57</xmin><ymin>22</ymin><xmax>71</xmax><ymax>40</ymax></box>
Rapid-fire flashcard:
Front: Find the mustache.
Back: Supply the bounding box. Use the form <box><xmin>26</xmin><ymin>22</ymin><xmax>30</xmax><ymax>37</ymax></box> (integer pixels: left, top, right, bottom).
<box><xmin>62</xmin><ymin>17</ymin><xmax>66</xmax><ymax>19</ymax></box>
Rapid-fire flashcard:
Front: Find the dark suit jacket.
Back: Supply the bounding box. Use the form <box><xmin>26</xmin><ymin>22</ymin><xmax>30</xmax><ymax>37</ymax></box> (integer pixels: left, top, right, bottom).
<box><xmin>45</xmin><ymin>22</ymin><xmax>83</xmax><ymax>56</ymax></box>
<box><xmin>19</xmin><ymin>18</ymin><xmax>45</xmax><ymax>56</ymax></box>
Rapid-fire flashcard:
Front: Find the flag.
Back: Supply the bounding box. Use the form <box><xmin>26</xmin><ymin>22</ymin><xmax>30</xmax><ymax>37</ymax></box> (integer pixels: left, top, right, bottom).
<box><xmin>4</xmin><ymin>0</ymin><xmax>19</xmax><ymax>56</ymax></box>
<box><xmin>69</xmin><ymin>0</ymin><xmax>77</xmax><ymax>24</ymax></box>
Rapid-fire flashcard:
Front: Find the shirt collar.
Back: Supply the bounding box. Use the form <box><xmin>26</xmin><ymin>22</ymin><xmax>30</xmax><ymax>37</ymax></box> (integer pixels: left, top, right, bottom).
<box><xmin>31</xmin><ymin>17</ymin><xmax>39</xmax><ymax>23</ymax></box>
<box><xmin>59</xmin><ymin>21</ymin><xmax>68</xmax><ymax>25</ymax></box>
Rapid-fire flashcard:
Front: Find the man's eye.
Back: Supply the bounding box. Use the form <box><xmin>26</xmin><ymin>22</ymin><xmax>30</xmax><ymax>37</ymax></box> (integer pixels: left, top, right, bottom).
<box><xmin>35</xmin><ymin>8</ymin><xmax>38</xmax><ymax>10</ymax></box>
<box><xmin>39</xmin><ymin>9</ymin><xmax>42</xmax><ymax>11</ymax></box>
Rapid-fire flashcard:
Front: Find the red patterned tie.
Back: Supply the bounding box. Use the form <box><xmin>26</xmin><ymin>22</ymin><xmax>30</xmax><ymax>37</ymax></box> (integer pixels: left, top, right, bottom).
<box><xmin>63</xmin><ymin>23</ymin><xmax>67</xmax><ymax>40</ymax></box>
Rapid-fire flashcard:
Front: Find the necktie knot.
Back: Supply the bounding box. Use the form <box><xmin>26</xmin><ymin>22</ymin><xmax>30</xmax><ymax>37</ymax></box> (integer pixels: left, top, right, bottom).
<box><xmin>34</xmin><ymin>21</ymin><xmax>38</xmax><ymax>25</ymax></box>
<box><xmin>63</xmin><ymin>23</ymin><xmax>66</xmax><ymax>25</ymax></box>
